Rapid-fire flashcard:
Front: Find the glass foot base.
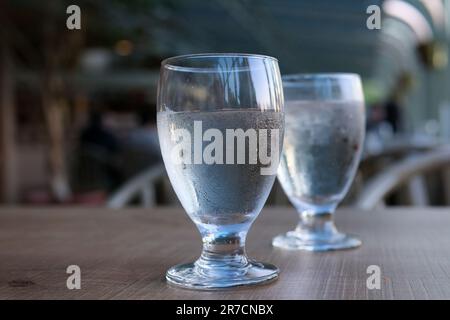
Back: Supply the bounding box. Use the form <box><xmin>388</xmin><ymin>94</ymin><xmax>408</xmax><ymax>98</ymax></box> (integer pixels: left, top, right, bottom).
<box><xmin>166</xmin><ymin>261</ymin><xmax>279</xmax><ymax>290</ymax></box>
<box><xmin>272</xmin><ymin>231</ymin><xmax>361</xmax><ymax>252</ymax></box>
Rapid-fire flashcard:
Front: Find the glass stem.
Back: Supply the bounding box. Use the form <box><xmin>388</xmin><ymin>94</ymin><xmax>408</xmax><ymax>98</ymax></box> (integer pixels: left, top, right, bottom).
<box><xmin>195</xmin><ymin>229</ymin><xmax>250</xmax><ymax>276</ymax></box>
<box><xmin>295</xmin><ymin>211</ymin><xmax>340</xmax><ymax>240</ymax></box>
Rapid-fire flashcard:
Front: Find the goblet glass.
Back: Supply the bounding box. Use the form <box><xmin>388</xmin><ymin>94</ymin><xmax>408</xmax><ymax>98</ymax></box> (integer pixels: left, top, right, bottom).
<box><xmin>157</xmin><ymin>54</ymin><xmax>284</xmax><ymax>289</ymax></box>
<box><xmin>273</xmin><ymin>73</ymin><xmax>365</xmax><ymax>251</ymax></box>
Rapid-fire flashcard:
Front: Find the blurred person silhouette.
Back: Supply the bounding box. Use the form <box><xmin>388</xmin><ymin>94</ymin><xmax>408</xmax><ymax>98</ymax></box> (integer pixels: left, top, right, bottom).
<box><xmin>75</xmin><ymin>109</ymin><xmax>122</xmax><ymax>195</ymax></box>
<box><xmin>366</xmin><ymin>102</ymin><xmax>395</xmax><ymax>152</ymax></box>
<box><xmin>80</xmin><ymin>109</ymin><xmax>119</xmax><ymax>153</ymax></box>
<box><xmin>384</xmin><ymin>73</ymin><xmax>412</xmax><ymax>133</ymax></box>
<box><xmin>120</xmin><ymin>105</ymin><xmax>162</xmax><ymax>178</ymax></box>
<box><xmin>367</xmin><ymin>103</ymin><xmax>385</xmax><ymax>132</ymax></box>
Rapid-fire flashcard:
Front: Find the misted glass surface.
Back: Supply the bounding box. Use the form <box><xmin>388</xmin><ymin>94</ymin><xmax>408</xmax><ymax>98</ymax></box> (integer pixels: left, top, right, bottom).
<box><xmin>274</xmin><ymin>74</ymin><xmax>365</xmax><ymax>251</ymax></box>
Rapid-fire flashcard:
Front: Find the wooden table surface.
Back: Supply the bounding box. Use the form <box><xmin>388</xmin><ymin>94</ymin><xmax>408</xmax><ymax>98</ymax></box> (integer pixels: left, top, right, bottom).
<box><xmin>0</xmin><ymin>206</ymin><xmax>450</xmax><ymax>299</ymax></box>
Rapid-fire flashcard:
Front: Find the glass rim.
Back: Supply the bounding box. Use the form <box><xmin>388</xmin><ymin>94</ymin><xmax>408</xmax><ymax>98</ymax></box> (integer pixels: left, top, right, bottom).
<box><xmin>161</xmin><ymin>53</ymin><xmax>279</xmax><ymax>72</ymax></box>
<box><xmin>282</xmin><ymin>73</ymin><xmax>361</xmax><ymax>86</ymax></box>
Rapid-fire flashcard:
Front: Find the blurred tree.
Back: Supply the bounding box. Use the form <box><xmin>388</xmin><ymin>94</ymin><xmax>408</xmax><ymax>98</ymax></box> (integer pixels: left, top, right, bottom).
<box><xmin>0</xmin><ymin>26</ymin><xmax>18</xmax><ymax>203</ymax></box>
<box><xmin>2</xmin><ymin>0</ymin><xmax>181</xmax><ymax>202</ymax></box>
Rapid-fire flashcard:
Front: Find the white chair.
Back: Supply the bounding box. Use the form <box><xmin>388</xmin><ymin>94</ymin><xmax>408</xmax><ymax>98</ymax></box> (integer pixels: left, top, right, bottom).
<box><xmin>107</xmin><ymin>164</ymin><xmax>166</xmax><ymax>208</ymax></box>
<box><xmin>355</xmin><ymin>146</ymin><xmax>450</xmax><ymax>210</ymax></box>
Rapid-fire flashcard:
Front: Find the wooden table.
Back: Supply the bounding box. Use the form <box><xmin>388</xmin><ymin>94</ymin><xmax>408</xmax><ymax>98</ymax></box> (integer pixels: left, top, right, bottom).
<box><xmin>0</xmin><ymin>206</ymin><xmax>450</xmax><ymax>299</ymax></box>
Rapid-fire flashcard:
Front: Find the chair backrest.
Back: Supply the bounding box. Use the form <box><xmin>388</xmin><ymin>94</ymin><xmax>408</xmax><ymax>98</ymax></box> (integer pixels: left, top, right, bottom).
<box><xmin>342</xmin><ymin>139</ymin><xmax>436</xmax><ymax>205</ymax></box>
<box><xmin>362</xmin><ymin>139</ymin><xmax>436</xmax><ymax>163</ymax></box>
<box><xmin>106</xmin><ymin>164</ymin><xmax>166</xmax><ymax>209</ymax></box>
<box><xmin>355</xmin><ymin>146</ymin><xmax>450</xmax><ymax>210</ymax></box>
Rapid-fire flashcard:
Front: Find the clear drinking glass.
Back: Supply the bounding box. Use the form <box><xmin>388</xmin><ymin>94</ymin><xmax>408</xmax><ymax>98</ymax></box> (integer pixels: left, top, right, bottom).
<box><xmin>157</xmin><ymin>54</ymin><xmax>284</xmax><ymax>289</ymax></box>
<box><xmin>273</xmin><ymin>74</ymin><xmax>365</xmax><ymax>251</ymax></box>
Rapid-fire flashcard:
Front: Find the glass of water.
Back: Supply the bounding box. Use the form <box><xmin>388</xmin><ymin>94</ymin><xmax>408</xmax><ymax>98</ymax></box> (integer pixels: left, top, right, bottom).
<box><xmin>274</xmin><ymin>74</ymin><xmax>365</xmax><ymax>251</ymax></box>
<box><xmin>157</xmin><ymin>54</ymin><xmax>284</xmax><ymax>289</ymax></box>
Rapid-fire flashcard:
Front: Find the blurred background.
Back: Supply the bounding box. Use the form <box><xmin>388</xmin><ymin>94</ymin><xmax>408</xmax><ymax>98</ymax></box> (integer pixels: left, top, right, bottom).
<box><xmin>1</xmin><ymin>0</ymin><xmax>450</xmax><ymax>208</ymax></box>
